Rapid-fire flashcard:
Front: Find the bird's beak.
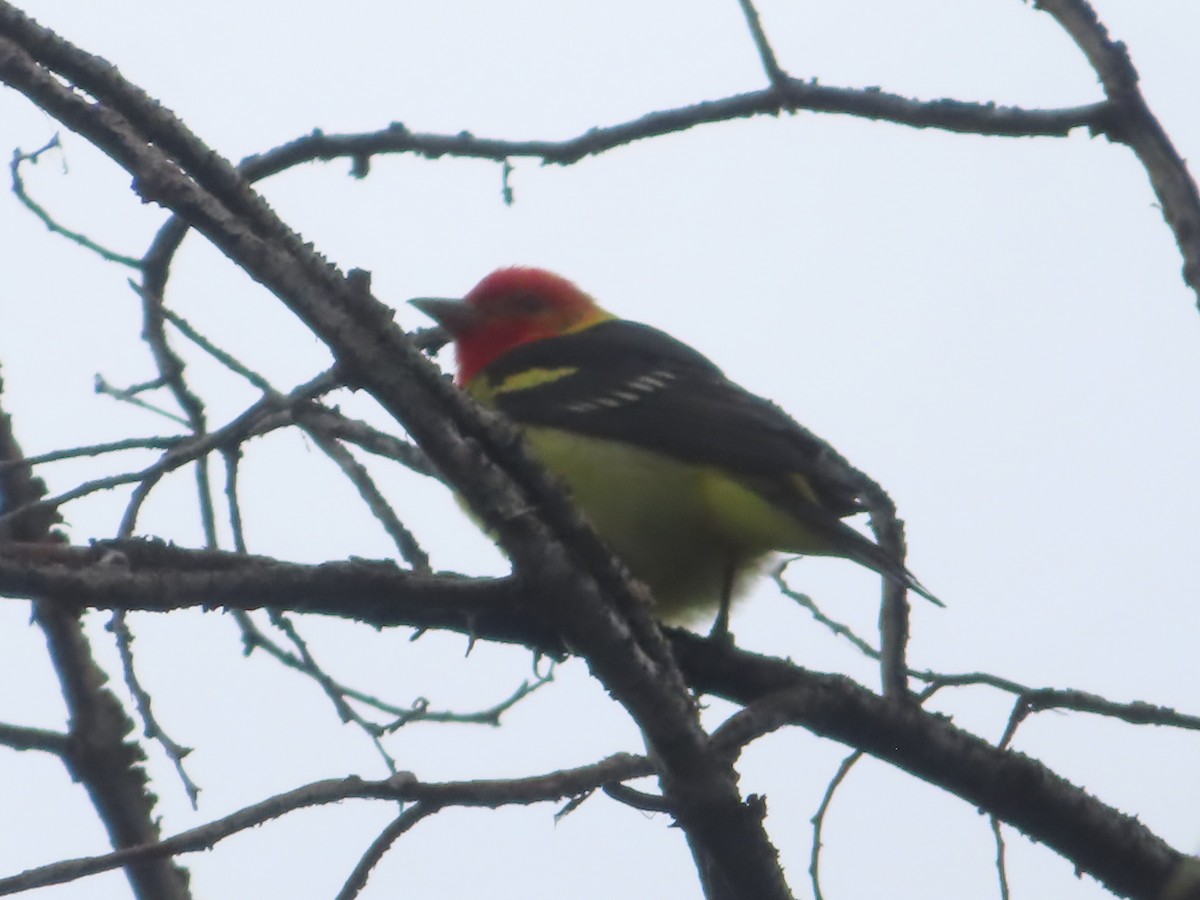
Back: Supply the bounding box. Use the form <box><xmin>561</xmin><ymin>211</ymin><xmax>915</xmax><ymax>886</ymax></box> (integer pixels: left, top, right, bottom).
<box><xmin>408</xmin><ymin>297</ymin><xmax>482</xmax><ymax>336</ymax></box>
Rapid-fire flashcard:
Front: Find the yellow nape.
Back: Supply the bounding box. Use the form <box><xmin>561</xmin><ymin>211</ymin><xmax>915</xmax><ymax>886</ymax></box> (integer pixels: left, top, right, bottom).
<box><xmin>519</xmin><ymin>426</ymin><xmax>834</xmax><ymax>626</ymax></box>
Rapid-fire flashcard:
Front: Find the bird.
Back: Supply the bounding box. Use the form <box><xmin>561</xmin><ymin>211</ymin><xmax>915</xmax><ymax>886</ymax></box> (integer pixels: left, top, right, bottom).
<box><xmin>411</xmin><ymin>267</ymin><xmax>939</xmax><ymax>627</ymax></box>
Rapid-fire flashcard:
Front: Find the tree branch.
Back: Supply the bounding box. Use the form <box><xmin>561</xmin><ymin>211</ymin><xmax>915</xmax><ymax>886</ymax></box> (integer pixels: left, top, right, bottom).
<box><xmin>1035</xmin><ymin>0</ymin><xmax>1200</xmax><ymax>304</ymax></box>
<box><xmin>5</xmin><ymin>536</ymin><xmax>1200</xmax><ymax>898</ymax></box>
<box><xmin>673</xmin><ymin>633</ymin><xmax>1200</xmax><ymax>900</ymax></box>
<box><xmin>0</xmin><ymin>754</ymin><xmax>649</xmax><ymax>896</ymax></box>
<box><xmin>0</xmin><ymin>721</ymin><xmax>69</xmax><ymax>754</ymax></box>
<box><xmin>0</xmin><ymin>380</ymin><xmax>190</xmax><ymax>898</ymax></box>
<box><xmin>0</xmin><ymin>11</ymin><xmax>794</xmax><ymax>896</ymax></box>
<box><xmin>237</xmin><ymin>86</ymin><xmax>1102</xmax><ymax>177</ymax></box>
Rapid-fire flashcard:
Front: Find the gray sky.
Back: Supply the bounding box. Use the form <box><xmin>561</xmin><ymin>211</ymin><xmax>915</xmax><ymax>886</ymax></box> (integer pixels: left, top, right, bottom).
<box><xmin>2</xmin><ymin>2</ymin><xmax>1198</xmax><ymax>897</ymax></box>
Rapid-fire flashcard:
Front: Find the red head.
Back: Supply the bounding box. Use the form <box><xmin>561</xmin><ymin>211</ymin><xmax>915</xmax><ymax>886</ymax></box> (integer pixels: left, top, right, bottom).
<box><xmin>410</xmin><ymin>267</ymin><xmax>611</xmax><ymax>384</ymax></box>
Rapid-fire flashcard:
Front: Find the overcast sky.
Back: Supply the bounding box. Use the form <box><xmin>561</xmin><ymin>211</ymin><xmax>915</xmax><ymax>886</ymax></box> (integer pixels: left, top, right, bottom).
<box><xmin>2</xmin><ymin>2</ymin><xmax>1199</xmax><ymax>898</ymax></box>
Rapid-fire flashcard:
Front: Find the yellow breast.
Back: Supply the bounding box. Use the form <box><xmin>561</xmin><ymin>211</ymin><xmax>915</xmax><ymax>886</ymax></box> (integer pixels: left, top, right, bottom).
<box><xmin>521</xmin><ymin>427</ymin><xmax>791</xmax><ymax>624</ymax></box>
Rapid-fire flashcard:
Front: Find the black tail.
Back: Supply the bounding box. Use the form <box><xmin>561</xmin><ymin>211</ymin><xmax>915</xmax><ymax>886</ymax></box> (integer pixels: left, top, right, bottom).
<box><xmin>748</xmin><ymin>476</ymin><xmax>944</xmax><ymax>607</ymax></box>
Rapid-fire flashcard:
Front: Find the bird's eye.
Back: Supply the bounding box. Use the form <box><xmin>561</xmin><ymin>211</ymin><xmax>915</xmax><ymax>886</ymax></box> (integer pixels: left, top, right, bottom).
<box><xmin>502</xmin><ymin>293</ymin><xmax>548</xmax><ymax>315</ymax></box>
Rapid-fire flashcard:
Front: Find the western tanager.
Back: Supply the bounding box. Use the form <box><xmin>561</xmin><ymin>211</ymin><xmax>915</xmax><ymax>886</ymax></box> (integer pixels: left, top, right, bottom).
<box><xmin>412</xmin><ymin>267</ymin><xmax>938</xmax><ymax>625</ymax></box>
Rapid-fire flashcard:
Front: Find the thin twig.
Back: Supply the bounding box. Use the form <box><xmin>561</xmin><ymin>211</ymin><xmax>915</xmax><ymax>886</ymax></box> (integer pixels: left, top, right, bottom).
<box><xmin>0</xmin><ymin>436</ymin><xmax>183</xmax><ymax>471</ymax></box>
<box><xmin>235</xmin><ymin>89</ymin><xmax>1103</xmax><ymax>174</ymax></box>
<box><xmin>0</xmin><ymin>755</ymin><xmax>648</xmax><ymax>895</ymax></box>
<box><xmin>10</xmin><ymin>136</ymin><xmax>142</xmax><ymax>268</ymax></box>
<box><xmin>299</xmin><ymin>427</ymin><xmax>430</xmax><ymax>572</ymax></box>
<box><xmin>997</xmin><ymin>696</ymin><xmax>1031</xmax><ymax>751</ymax></box>
<box><xmin>0</xmin><ymin>721</ymin><xmax>69</xmax><ymax>754</ymax></box>
<box><xmin>809</xmin><ymin>750</ymin><xmax>863</xmax><ymax>900</ymax></box>
<box><xmin>381</xmin><ymin>669</ymin><xmax>554</xmax><ymax>732</ymax></box>
<box><xmin>922</xmin><ymin>671</ymin><xmax>1200</xmax><ymax>733</ymax></box>
<box><xmin>334</xmin><ymin>803</ymin><xmax>437</xmax><ymax>900</ymax></box>
<box><xmin>778</xmin><ymin>568</ymin><xmax>1200</xmax><ymax>734</ymax></box>
<box><xmin>233</xmin><ymin>599</ymin><xmax>551</xmax><ymax>743</ymax></box>
<box><xmin>774</xmin><ymin>562</ymin><xmax>882</xmax><ymax>659</ymax></box>
<box><xmin>735</xmin><ymin>0</ymin><xmax>789</xmax><ymax>90</ymax></box>
<box><xmin>991</xmin><ymin>816</ymin><xmax>1011</xmax><ymax>900</ymax></box>
<box><xmin>0</xmin><ymin>345</ymin><xmax>190</xmax><ymax>899</ymax></box>
<box><xmin>294</xmin><ymin>405</ymin><xmax>437</xmax><ymax>478</ymax></box>
<box><xmin>601</xmin><ymin>783</ymin><xmax>668</xmax><ymax>813</ymax></box>
<box><xmin>861</xmin><ymin>488</ymin><xmax>911</xmax><ymax>698</ymax></box>
<box><xmin>107</xmin><ymin>610</ymin><xmax>200</xmax><ymax>809</ymax></box>
<box><xmin>265</xmin><ymin>608</ymin><xmax>400</xmax><ymax>771</ymax></box>
<box><xmin>93</xmin><ymin>374</ymin><xmax>189</xmax><ymax>427</ymax></box>
<box><xmin>221</xmin><ymin>448</ymin><xmax>246</xmax><ymax>553</ymax></box>
<box><xmin>157</xmin><ymin>302</ymin><xmax>274</xmax><ymax>394</ymax></box>
<box><xmin>0</xmin><ymin>370</ymin><xmax>339</xmax><ymax>533</ymax></box>
<box><xmin>1033</xmin><ymin>0</ymin><xmax>1200</xmax><ymax>303</ymax></box>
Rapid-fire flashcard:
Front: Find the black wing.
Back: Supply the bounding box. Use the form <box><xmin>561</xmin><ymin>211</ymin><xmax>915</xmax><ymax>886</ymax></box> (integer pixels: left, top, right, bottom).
<box><xmin>478</xmin><ymin>319</ymin><xmax>866</xmax><ymax>518</ymax></box>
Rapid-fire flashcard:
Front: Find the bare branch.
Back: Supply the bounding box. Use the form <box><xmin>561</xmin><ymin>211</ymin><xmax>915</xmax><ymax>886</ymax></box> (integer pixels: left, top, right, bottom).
<box><xmin>923</xmin><ymin>671</ymin><xmax>1200</xmax><ymax>733</ymax></box>
<box><xmin>93</xmin><ymin>374</ymin><xmax>190</xmax><ymax>427</ymax></box>
<box><xmin>268</xmin><ymin>606</ymin><xmax>404</xmax><ymax>770</ymax></box>
<box><xmin>4</xmin><ymin>534</ymin><xmax>1200</xmax><ymax>898</ymax></box>
<box><xmin>381</xmin><ymin>667</ymin><xmax>555</xmax><ymax>731</ymax></box>
<box><xmin>0</xmin><ymin>370</ymin><xmax>339</xmax><ymax>534</ymax></box>
<box><xmin>0</xmin><ymin>374</ymin><xmax>190</xmax><ymax>899</ymax></box>
<box><xmin>869</xmin><ymin>500</ymin><xmax>911</xmax><ymax>698</ymax></box>
<box><xmin>775</xmin><ymin>563</ymin><xmax>882</xmax><ymax>659</ymax></box>
<box><xmin>300</xmin><ymin>427</ymin><xmax>431</xmax><ymax>572</ymax></box>
<box><xmin>0</xmin><ymin>539</ymin><xmax>560</xmax><ymax>650</ymax></box>
<box><xmin>673</xmin><ymin>634</ymin><xmax>1199</xmax><ymax>900</ymax></box>
<box><xmin>334</xmin><ymin>803</ymin><xmax>438</xmax><ymax>900</ymax></box>
<box><xmin>1035</xmin><ymin>0</ymin><xmax>1200</xmax><ymax>304</ymax></box>
<box><xmin>0</xmin><ymin>756</ymin><xmax>648</xmax><ymax>896</ymax></box>
<box><xmin>0</xmin><ymin>16</ymin><xmax>795</xmax><ymax>895</ymax></box>
<box><xmin>778</xmin><ymin>571</ymin><xmax>1200</xmax><ymax>735</ymax></box>
<box><xmin>4</xmin><ymin>5</ymin><xmax>1197</xmax><ymax>898</ymax></box>
<box><xmin>10</xmin><ymin>136</ymin><xmax>143</xmax><ymax>268</ymax></box>
<box><xmin>991</xmin><ymin>816</ymin><xmax>1011</xmax><ymax>900</ymax></box>
<box><xmin>238</xmin><ymin>89</ymin><xmax>1102</xmax><ymax>178</ymax></box>
<box><xmin>601</xmin><ymin>782</ymin><xmax>669</xmax><ymax>813</ymax></box>
<box><xmin>293</xmin><ymin>405</ymin><xmax>438</xmax><ymax>479</ymax></box>
<box><xmin>0</xmin><ymin>436</ymin><xmax>184</xmax><ymax>471</ymax></box>
<box><xmin>809</xmin><ymin>750</ymin><xmax>862</xmax><ymax>900</ymax></box>
<box><xmin>735</xmin><ymin>0</ymin><xmax>789</xmax><ymax>91</ymax></box>
<box><xmin>108</xmin><ymin>610</ymin><xmax>200</xmax><ymax>808</ymax></box>
<box><xmin>156</xmin><ymin>301</ymin><xmax>274</xmax><ymax>394</ymax></box>
<box><xmin>0</xmin><ymin>721</ymin><xmax>69</xmax><ymax>754</ymax></box>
